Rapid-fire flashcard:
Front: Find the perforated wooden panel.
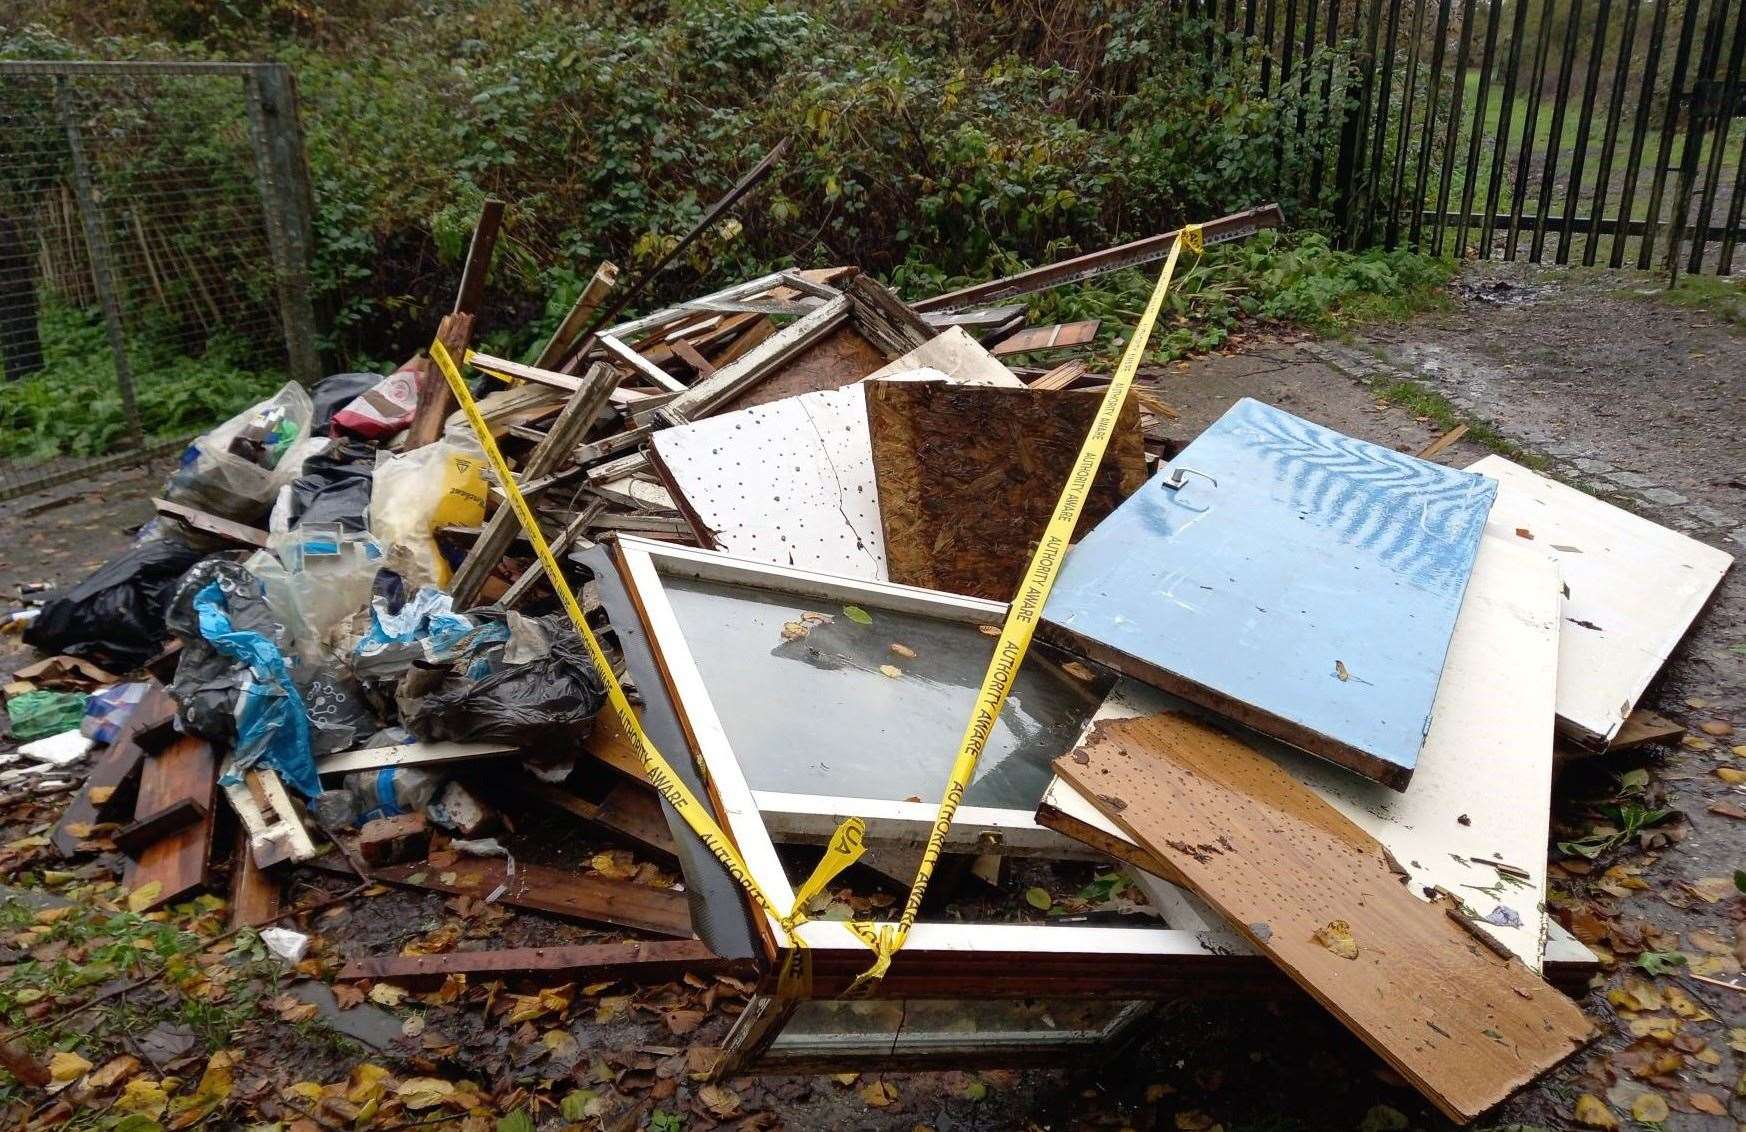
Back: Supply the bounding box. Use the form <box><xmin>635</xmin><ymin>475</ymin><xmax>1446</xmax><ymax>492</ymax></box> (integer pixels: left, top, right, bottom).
<box><xmin>1055</xmin><ymin>713</ymin><xmax>1593</xmax><ymax>1124</ymax></box>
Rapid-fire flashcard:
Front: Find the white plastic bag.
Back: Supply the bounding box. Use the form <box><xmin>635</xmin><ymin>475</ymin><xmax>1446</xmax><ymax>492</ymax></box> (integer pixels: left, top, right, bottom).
<box><xmin>246</xmin><ymin>528</ymin><xmax>383</xmax><ymax>666</ymax></box>
<box><xmin>367</xmin><ymin>437</ymin><xmax>488</xmax><ymax>589</ymax></box>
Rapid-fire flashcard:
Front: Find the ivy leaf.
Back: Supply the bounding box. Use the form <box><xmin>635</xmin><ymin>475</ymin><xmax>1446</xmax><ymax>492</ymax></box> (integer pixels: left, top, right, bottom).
<box><xmin>842</xmin><ymin>605</ymin><xmax>873</xmax><ymax>625</ymax></box>
<box><xmin>1736</xmin><ymin>869</ymin><xmax>1746</xmax><ymax>895</ymax></box>
<box><xmin>497</xmin><ymin>1111</ymin><xmax>536</xmax><ymax>1132</ymax></box>
<box><xmin>1637</xmin><ymin>951</ymin><xmax>1688</xmax><ymax>976</ymax></box>
<box><xmin>1024</xmin><ymin>886</ymin><xmax>1052</xmax><ymax>911</ymax></box>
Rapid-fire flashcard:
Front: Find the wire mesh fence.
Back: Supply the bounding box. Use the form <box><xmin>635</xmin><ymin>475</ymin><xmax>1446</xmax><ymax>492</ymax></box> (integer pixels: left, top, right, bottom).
<box><xmin>0</xmin><ymin>61</ymin><xmax>319</xmax><ymax>501</ymax></box>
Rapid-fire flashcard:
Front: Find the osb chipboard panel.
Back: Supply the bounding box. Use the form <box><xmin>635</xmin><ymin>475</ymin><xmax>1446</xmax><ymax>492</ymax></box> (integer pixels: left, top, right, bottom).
<box><xmin>867</xmin><ymin>382</ymin><xmax>1146</xmax><ymax>601</ymax></box>
<box><xmin>715</xmin><ymin>323</ymin><xmax>890</xmax><ymax>415</ymax></box>
<box><xmin>1055</xmin><ymin>713</ymin><xmax>1593</xmax><ymax>1125</ymax></box>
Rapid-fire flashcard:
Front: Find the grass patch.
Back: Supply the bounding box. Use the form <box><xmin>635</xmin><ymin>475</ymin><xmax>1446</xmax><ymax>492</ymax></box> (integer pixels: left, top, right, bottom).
<box><xmin>1618</xmin><ymin>275</ymin><xmax>1746</xmax><ymax>330</ymax></box>
<box><xmin>1365</xmin><ymin>375</ymin><xmax>1546</xmax><ymax>468</ymax></box>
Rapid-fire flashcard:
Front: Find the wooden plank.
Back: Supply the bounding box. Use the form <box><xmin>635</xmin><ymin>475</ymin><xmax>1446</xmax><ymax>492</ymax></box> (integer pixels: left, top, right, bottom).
<box><xmin>1467</xmin><ymin>455</ymin><xmax>1733</xmax><ymax>747</ymax></box>
<box><xmin>113</xmin><ymin>797</ymin><xmax>206</xmax><ymax>857</ymax></box>
<box><xmin>151</xmin><ymin>498</ymin><xmax>270</xmax><ymax>549</ymax></box>
<box><xmin>222</xmin><ymin>765</ymin><xmax>318</xmax><ymax>867</ymax></box>
<box><xmin>51</xmin><ymin>681</ymin><xmax>175</xmax><ymax>856</ymax></box>
<box><xmin>1054</xmin><ymin>713</ymin><xmax>1594</xmax><ymax>1124</ymax></box>
<box><xmin>1043</xmin><ymin>530</ymin><xmax>1564</xmax><ymax>968</ymax></box>
<box><xmin>315</xmin><ymin>740</ymin><xmax>516</xmax><ymax>777</ymax></box>
<box><xmin>1609</xmin><ymin>707</ymin><xmax>1686</xmax><ymax>751</ymax></box>
<box><xmin>533</xmin><ymin>261</ymin><xmax>619</xmax><ymax>370</ymax></box>
<box><xmin>838</xmin><ymin>274</ymin><xmax>935</xmax><ymax>357</ymax></box>
<box><xmin>867</xmin><ymin>383</ymin><xmax>1147</xmax><ymax>601</ymax></box>
<box><xmin>920</xmin><ymin>304</ymin><xmax>1026</xmax><ymax>330</ymax></box>
<box><xmin>599</xmin><ymin>334</ymin><xmax>686</xmax><ymax>393</ymax></box>
<box><xmin>404</xmin><ymin>311</ymin><xmax>475</xmax><ymax>449</ymax></box>
<box><xmin>1027</xmin><ymin>360</ymin><xmax>1090</xmax><ymax>391</ymax></box>
<box><xmin>668</xmin><ymin>339</ymin><xmax>716</xmax><ymax>378</ymax></box>
<box><xmin>1416</xmin><ymin>423</ymin><xmax>1470</xmax><ymax>460</ymax></box>
<box><xmin>123</xmin><ymin>734</ymin><xmax>218</xmax><ymax>910</ymax></box>
<box><xmin>228</xmin><ymin>826</ymin><xmax>281</xmax><ymax>930</ymax></box>
<box><xmin>451</xmin><ymin>197</ymin><xmax>505</xmax><ymax>319</ymax></box>
<box><xmin>1042</xmin><ymin>399</ymin><xmax>1498</xmax><ymax>791</ymax></box>
<box><xmin>988</xmin><ymin>319</ymin><xmax>1100</xmax><ymax>357</ymax></box>
<box><xmin>491</xmin><ymin>776</ymin><xmax>679</xmax><ymax>863</ymax></box>
<box><xmin>304</xmin><ymin>854</ymin><xmax>693</xmax><ymax>939</ymax></box>
<box><xmin>466</xmin><ymin>351</ymin><xmax>582</xmax><ymax>394</ymax></box>
<box><xmin>338</xmin><ymin>939</ymin><xmax>744</xmax><ymax>988</ymax></box>
<box><xmin>657</xmin><ymin>296</ymin><xmax>851</xmax><ymax>423</ymax></box>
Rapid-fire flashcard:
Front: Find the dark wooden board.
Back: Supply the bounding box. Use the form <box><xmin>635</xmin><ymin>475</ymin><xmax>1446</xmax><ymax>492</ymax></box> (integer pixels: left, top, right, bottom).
<box><xmin>338</xmin><ymin>939</ymin><xmax>745</xmax><ymax>988</ymax></box>
<box><xmin>714</xmin><ymin>322</ymin><xmax>888</xmax><ymax>415</ymax></box>
<box><xmin>122</xmin><ymin>734</ymin><xmax>218</xmax><ymax>910</ymax></box>
<box><xmin>228</xmin><ymin>826</ymin><xmax>282</xmax><ymax>930</ymax></box>
<box><xmin>304</xmin><ymin>854</ymin><xmax>693</xmax><ymax>939</ymax></box>
<box><xmin>1054</xmin><ymin>713</ymin><xmax>1594</xmax><ymax>1124</ymax></box>
<box><xmin>51</xmin><ymin>682</ymin><xmax>176</xmax><ymax>856</ymax></box>
<box><xmin>491</xmin><ymin>776</ymin><xmax>679</xmax><ymax>863</ymax></box>
<box><xmin>867</xmin><ymin>382</ymin><xmax>1147</xmax><ymax>601</ymax></box>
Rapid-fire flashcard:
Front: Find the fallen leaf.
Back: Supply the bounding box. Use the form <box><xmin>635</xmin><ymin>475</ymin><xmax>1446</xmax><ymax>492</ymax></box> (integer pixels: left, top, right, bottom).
<box><xmin>47</xmin><ymin>1050</ymin><xmax>91</xmax><ymax>1087</ymax></box>
<box><xmin>368</xmin><ymin>983</ymin><xmax>406</xmax><ymax>1007</ymax></box>
<box><xmin>1630</xmin><ymin>1093</ymin><xmax>1668</xmax><ymax>1122</ymax></box>
<box><xmin>592</xmin><ymin>851</ymin><xmax>639</xmax><ymax>880</ymax></box>
<box><xmin>780</xmin><ymin>621</ymin><xmax>811</xmax><ymax>641</ymax></box>
<box><xmin>1024</xmin><ymin>887</ymin><xmax>1052</xmax><ymax>912</ymax></box>
<box><xmin>113</xmin><ymin>1077</ymin><xmax>169</xmax><ymax>1119</ymax></box>
<box><xmin>347</xmin><ymin>1063</ymin><xmax>392</xmax><ymax>1104</ymax></box>
<box><xmin>1515</xmin><ymin>527</ymin><xmax>1533</xmax><ymax>540</ymax></box>
<box><xmin>88</xmin><ymin>786</ymin><xmax>114</xmax><ymax>805</ymax></box>
<box><xmin>1714</xmin><ymin>767</ymin><xmax>1746</xmax><ymax>784</ymax></box>
<box><xmin>663</xmin><ymin>1009</ymin><xmax>705</xmax><ymax>1036</ymax></box>
<box><xmin>860</xmin><ymin>1080</ymin><xmax>899</xmax><ymax>1107</ymax></box>
<box><xmin>842</xmin><ymin>605</ymin><xmax>873</xmax><ymax>625</ymax></box>
<box><xmin>1313</xmin><ymin>920</ymin><xmax>1359</xmax><ymax>960</ymax></box>
<box><xmin>1689</xmin><ymin>876</ymin><xmax>1737</xmax><ymax>903</ymax></box>
<box><xmin>879</xmin><ymin>664</ymin><xmax>903</xmax><ymax>678</ymax></box>
<box><xmin>332</xmin><ymin>983</ymin><xmax>366</xmax><ymax>1009</ymax></box>
<box><xmin>888</xmin><ymin>643</ymin><xmax>916</xmax><ymax>659</ymax></box>
<box><xmin>1572</xmin><ymin>1093</ymin><xmax>1618</xmax><ymax>1128</ymax></box>
<box><xmin>126</xmin><ymin>882</ymin><xmax>162</xmax><ymax>913</ymax></box>
<box><xmin>397</xmin><ymin>1077</ymin><xmax>456</xmax><ymax>1110</ymax></box>
<box><xmin>698</xmin><ymin>1083</ymin><xmax>741</xmax><ymax>1117</ymax></box>
<box><xmin>977</xmin><ymin>624</ymin><xmax>1000</xmax><ymax>636</ymax></box>
<box><xmin>1358</xmin><ymin>1105</ymin><xmax>1408</xmax><ymax>1132</ymax></box>
<box><xmin>1061</xmin><ymin>661</ymin><xmax>1095</xmax><ymax>681</ymax></box>
<box><xmin>1334</xmin><ymin>660</ymin><xmax>1351</xmax><ymax>682</ymax></box>
<box><xmin>83</xmin><ymin>1055</ymin><xmax>139</xmax><ymax>1093</ymax></box>
<box><xmin>1701</xmin><ymin>720</ymin><xmax>1735</xmax><ymax>737</ymax></box>
<box><xmin>1688</xmin><ymin>1091</ymin><xmax>1727</xmax><ymax>1115</ymax></box>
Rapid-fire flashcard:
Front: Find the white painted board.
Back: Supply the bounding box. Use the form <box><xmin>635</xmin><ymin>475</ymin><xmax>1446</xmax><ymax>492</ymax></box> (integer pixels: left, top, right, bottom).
<box><xmin>650</xmin><ymin>387</ymin><xmax>887</xmax><ymax>577</ymax></box>
<box><xmin>861</xmin><ymin>326</ymin><xmax>1024</xmax><ymax>386</ymax></box>
<box><xmin>1041</xmin><ymin>530</ymin><xmax>1563</xmax><ymax>967</ymax></box>
<box><xmin>1468</xmin><ymin>454</ymin><xmax>1734</xmax><ymax>746</ymax></box>
<box><xmin>316</xmin><ymin>741</ymin><xmax>517</xmax><ymax>776</ymax></box>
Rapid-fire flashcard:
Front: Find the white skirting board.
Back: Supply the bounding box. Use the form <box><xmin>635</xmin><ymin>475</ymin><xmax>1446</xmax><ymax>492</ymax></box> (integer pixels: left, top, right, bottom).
<box><xmin>1467</xmin><ymin>454</ymin><xmax>1734</xmax><ymax>747</ymax></box>
<box><xmin>1040</xmin><ymin>529</ymin><xmax>1563</xmax><ymax>968</ymax></box>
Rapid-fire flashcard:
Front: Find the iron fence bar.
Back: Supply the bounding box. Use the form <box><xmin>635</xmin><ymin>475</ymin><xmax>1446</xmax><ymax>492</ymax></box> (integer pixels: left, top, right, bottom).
<box><xmin>1506</xmin><ymin>0</ymin><xmax>1558</xmax><ymax>259</ymax></box>
<box><xmin>1686</xmin><ymin>0</ymin><xmax>1746</xmax><ymax>273</ymax></box>
<box><xmin>1342</xmin><ymin>0</ymin><xmax>1388</xmax><ymax>243</ymax></box>
<box><xmin>1432</xmin><ymin>0</ymin><xmax>1477</xmax><ymax>254</ymax></box>
<box><xmin>1294</xmin><ymin>0</ymin><xmax>1323</xmax><ymax>199</ymax></box>
<box><xmin>1309</xmin><ymin>0</ymin><xmax>1347</xmax><ymax>206</ymax></box>
<box><xmin>1418</xmin><ymin>209</ymin><xmax>1738</xmax><ymax>239</ymax></box>
<box><xmin>1364</xmin><ymin>0</ymin><xmax>1408</xmax><ymax>243</ymax></box>
<box><xmin>1262</xmin><ymin>0</ymin><xmax>1281</xmax><ymax>93</ymax></box>
<box><xmin>1584</xmin><ymin>0</ymin><xmax>1641</xmax><ymax>265</ymax></box>
<box><xmin>1717</xmin><ymin>123</ymin><xmax>1746</xmax><ymax>272</ymax></box>
<box><xmin>1611</xmin><ymin>0</ymin><xmax>1670</xmax><ymax>267</ymax></box>
<box><xmin>1386</xmin><ymin>0</ymin><xmax>1432</xmax><ymax>246</ymax></box>
<box><xmin>1665</xmin><ymin>0</ymin><xmax>1731</xmax><ymax>280</ymax></box>
<box><xmin>1245</xmin><ymin>0</ymin><xmax>1261</xmax><ymax>40</ymax></box>
<box><xmin>52</xmin><ymin>76</ymin><xmax>146</xmax><ymax>456</ymax></box>
<box><xmin>1409</xmin><ymin>0</ymin><xmax>1454</xmax><ymax>247</ymax></box>
<box><xmin>1279</xmin><ymin>0</ymin><xmax>1302</xmax><ymax>177</ymax></box>
<box><xmin>1557</xmin><ymin>0</ymin><xmax>1612</xmax><ymax>263</ymax></box>
<box><xmin>1453</xmin><ymin>0</ymin><xmax>1502</xmax><ymax>259</ymax></box>
<box><xmin>1638</xmin><ymin>0</ymin><xmax>1704</xmax><ymax>269</ymax></box>
<box><xmin>1480</xmin><ymin>0</ymin><xmax>1530</xmax><ymax>259</ymax></box>
<box><xmin>1529</xmin><ymin>0</ymin><xmax>1584</xmax><ymax>261</ymax></box>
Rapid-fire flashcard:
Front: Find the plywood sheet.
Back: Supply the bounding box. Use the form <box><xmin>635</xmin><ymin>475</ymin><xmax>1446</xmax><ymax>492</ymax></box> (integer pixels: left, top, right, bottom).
<box><xmin>1466</xmin><ymin>454</ymin><xmax>1733</xmax><ymax>747</ymax></box>
<box><xmin>1055</xmin><ymin>713</ymin><xmax>1593</xmax><ymax>1123</ymax></box>
<box><xmin>715</xmin><ymin>322</ymin><xmax>890</xmax><ymax>414</ymax></box>
<box><xmin>1043</xmin><ymin>531</ymin><xmax>1561</xmax><ymax>965</ymax></box>
<box><xmin>649</xmin><ymin>386</ymin><xmax>886</xmax><ymax>577</ymax></box>
<box><xmin>123</xmin><ymin>734</ymin><xmax>218</xmax><ymax>910</ymax></box>
<box><xmin>868</xmin><ymin>382</ymin><xmax>1147</xmax><ymax>601</ymax></box>
<box><xmin>1042</xmin><ymin>398</ymin><xmax>1498</xmax><ymax>789</ymax></box>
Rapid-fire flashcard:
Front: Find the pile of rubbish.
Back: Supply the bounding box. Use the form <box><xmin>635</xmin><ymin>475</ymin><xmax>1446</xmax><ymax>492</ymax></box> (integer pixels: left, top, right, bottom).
<box><xmin>3</xmin><ymin>195</ymin><xmax>1734</xmax><ymax>1125</ymax></box>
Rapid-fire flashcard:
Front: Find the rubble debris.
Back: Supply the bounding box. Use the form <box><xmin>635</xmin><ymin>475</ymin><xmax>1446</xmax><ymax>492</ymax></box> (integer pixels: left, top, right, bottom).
<box><xmin>357</xmin><ymin>812</ymin><xmax>431</xmax><ymax>867</ymax></box>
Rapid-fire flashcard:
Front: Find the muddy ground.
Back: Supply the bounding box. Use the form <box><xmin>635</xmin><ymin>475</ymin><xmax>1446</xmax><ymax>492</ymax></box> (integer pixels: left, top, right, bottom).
<box><xmin>1</xmin><ymin>262</ymin><xmax>1742</xmax><ymax>1130</ymax></box>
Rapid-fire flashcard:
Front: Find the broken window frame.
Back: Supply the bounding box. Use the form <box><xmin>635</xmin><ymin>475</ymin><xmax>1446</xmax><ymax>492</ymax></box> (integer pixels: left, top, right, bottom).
<box><xmin>609</xmin><ymin>537</ymin><xmax>1263</xmax><ymax>981</ymax></box>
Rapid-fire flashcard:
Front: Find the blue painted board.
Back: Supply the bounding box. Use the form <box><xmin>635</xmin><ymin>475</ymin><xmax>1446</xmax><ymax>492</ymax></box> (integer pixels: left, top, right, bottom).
<box><xmin>1040</xmin><ymin>398</ymin><xmax>1497</xmax><ymax>788</ymax></box>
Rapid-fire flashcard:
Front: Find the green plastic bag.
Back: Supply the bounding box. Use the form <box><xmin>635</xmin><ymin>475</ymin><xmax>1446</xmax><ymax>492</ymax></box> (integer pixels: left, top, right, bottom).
<box><xmin>6</xmin><ymin>690</ymin><xmax>89</xmax><ymax>742</ymax></box>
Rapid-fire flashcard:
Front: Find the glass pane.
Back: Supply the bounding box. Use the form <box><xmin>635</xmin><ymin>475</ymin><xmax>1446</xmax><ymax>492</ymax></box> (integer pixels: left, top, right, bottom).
<box><xmin>660</xmin><ymin>574</ymin><xmax>1111</xmax><ymax>810</ymax></box>
<box><xmin>768</xmin><ymin>997</ymin><xmax>1144</xmax><ymax>1055</ymax></box>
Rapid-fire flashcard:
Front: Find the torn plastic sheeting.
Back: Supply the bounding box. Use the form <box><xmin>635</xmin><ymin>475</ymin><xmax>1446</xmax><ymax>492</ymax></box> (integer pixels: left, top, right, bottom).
<box><xmin>401</xmin><ymin>616</ymin><xmax>605</xmax><ymax>750</ymax></box>
<box><xmin>351</xmin><ymin>586</ymin><xmax>508</xmax><ymax>681</ymax></box>
<box><xmin>21</xmin><ymin>534</ymin><xmax>207</xmax><ymax>671</ymax></box>
<box><xmin>283</xmin><ymin>439</ymin><xmax>376</xmax><ymax>532</ymax></box>
<box><xmin>5</xmin><ymin>691</ymin><xmax>90</xmax><ymax>743</ymax></box>
<box><xmin>190</xmin><ymin>578</ymin><xmax>321</xmax><ymax>799</ymax></box>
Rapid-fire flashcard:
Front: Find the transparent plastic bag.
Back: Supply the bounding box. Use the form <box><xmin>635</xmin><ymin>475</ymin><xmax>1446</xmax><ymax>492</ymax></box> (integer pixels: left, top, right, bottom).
<box><xmin>367</xmin><ymin>437</ymin><xmax>488</xmax><ymax>589</ymax></box>
<box><xmin>245</xmin><ymin>527</ymin><xmax>384</xmax><ymax>666</ymax></box>
<box><xmin>160</xmin><ymin>382</ymin><xmax>317</xmax><ymax>523</ymax></box>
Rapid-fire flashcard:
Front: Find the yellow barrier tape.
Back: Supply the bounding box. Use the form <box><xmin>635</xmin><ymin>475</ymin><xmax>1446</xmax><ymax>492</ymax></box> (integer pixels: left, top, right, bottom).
<box><xmin>462</xmin><ymin>349</ymin><xmax>523</xmax><ymax>387</ymax></box>
<box><xmin>429</xmin><ymin>338</ymin><xmax>863</xmax><ymax>996</ymax></box>
<box><xmin>845</xmin><ymin>224</ymin><xmax>1206</xmax><ymax>994</ymax></box>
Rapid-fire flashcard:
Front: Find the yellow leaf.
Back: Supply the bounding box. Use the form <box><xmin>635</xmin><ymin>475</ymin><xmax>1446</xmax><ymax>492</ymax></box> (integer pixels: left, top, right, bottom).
<box><xmin>368</xmin><ymin>982</ymin><xmax>406</xmax><ymax>1007</ymax></box>
<box><xmin>346</xmin><ymin>1063</ymin><xmax>392</xmax><ymax>1104</ymax></box>
<box><xmin>1176</xmin><ymin>1113</ymin><xmax>1217</xmax><ymax>1130</ymax></box>
<box><xmin>861</xmin><ymin>1080</ymin><xmax>899</xmax><ymax>1107</ymax></box>
<box><xmin>396</xmin><ymin>1077</ymin><xmax>456</xmax><ymax>1110</ymax></box>
<box><xmin>879</xmin><ymin>664</ymin><xmax>903</xmax><ymax>678</ymax></box>
<box><xmin>698</xmin><ymin>1083</ymin><xmax>741</xmax><ymax>1117</ymax></box>
<box><xmin>1665</xmin><ymin>985</ymin><xmax>1712</xmax><ymax>1020</ymax></box>
<box><xmin>114</xmin><ymin>1077</ymin><xmax>169</xmax><ymax>1118</ymax></box>
<box><xmin>888</xmin><ymin>643</ymin><xmax>916</xmax><ymax>659</ymax></box>
<box><xmin>1572</xmin><ymin>1093</ymin><xmax>1618</xmax><ymax>1128</ymax></box>
<box><xmin>34</xmin><ymin>906</ymin><xmax>72</xmax><ymax>924</ymax></box>
<box><xmin>126</xmin><ymin>881</ymin><xmax>163</xmax><ymax>913</ymax></box>
<box><xmin>1714</xmin><ymin>767</ymin><xmax>1746</xmax><ymax>784</ymax></box>
<box><xmin>1689</xmin><ymin>876</ymin><xmax>1738</xmax><ymax>902</ymax></box>
<box><xmin>832</xmin><ymin>1072</ymin><xmax>859</xmax><ymax>1086</ymax></box>
<box><xmin>48</xmin><ymin>1049</ymin><xmax>91</xmax><ymax>1084</ymax></box>
<box><xmin>1313</xmin><ymin>920</ymin><xmax>1359</xmax><ymax>960</ymax></box>
<box><xmin>590</xmin><ymin>851</ymin><xmax>639</xmax><ymax>881</ymax></box>
<box><xmin>88</xmin><ymin>786</ymin><xmax>114</xmax><ymax>804</ymax></box>
<box><xmin>285</xmin><ymin>1081</ymin><xmax>325</xmax><ymax>1103</ymax></box>
<box><xmin>1688</xmin><ymin>1091</ymin><xmax>1727</xmax><ymax>1115</ymax></box>
<box><xmin>595</xmin><ymin>994</ymin><xmax>631</xmax><ymax>1023</ymax></box>
<box><xmin>1630</xmin><ymin>1093</ymin><xmax>1669</xmax><ymax>1122</ymax></box>
<box><xmin>85</xmin><ymin>1055</ymin><xmax>139</xmax><ymax>1093</ymax></box>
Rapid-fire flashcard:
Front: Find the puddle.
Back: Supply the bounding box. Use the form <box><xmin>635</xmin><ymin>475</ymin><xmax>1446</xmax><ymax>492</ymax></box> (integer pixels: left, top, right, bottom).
<box><xmin>1455</xmin><ymin>278</ymin><xmax>1557</xmax><ymax>306</ymax></box>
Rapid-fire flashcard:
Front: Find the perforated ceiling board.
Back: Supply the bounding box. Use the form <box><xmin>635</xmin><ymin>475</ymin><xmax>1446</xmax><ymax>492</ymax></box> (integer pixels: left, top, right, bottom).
<box><xmin>1039</xmin><ymin>528</ymin><xmax>1564</xmax><ymax>968</ymax></box>
<box><xmin>1041</xmin><ymin>398</ymin><xmax>1498</xmax><ymax>789</ymax></box>
<box><xmin>649</xmin><ymin>386</ymin><xmax>887</xmax><ymax>578</ymax></box>
<box><xmin>1054</xmin><ymin>713</ymin><xmax>1595</xmax><ymax>1124</ymax></box>
<box><xmin>1467</xmin><ymin>454</ymin><xmax>1734</xmax><ymax>747</ymax></box>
